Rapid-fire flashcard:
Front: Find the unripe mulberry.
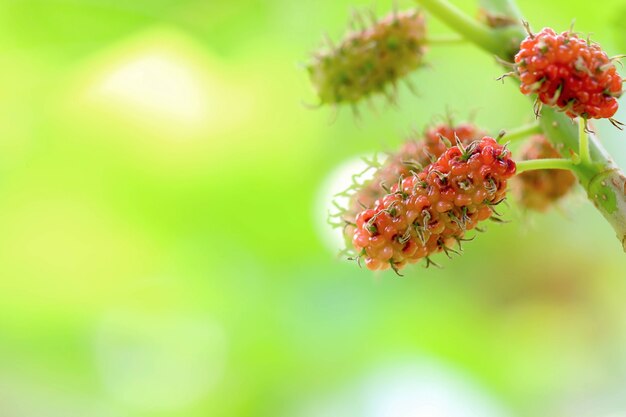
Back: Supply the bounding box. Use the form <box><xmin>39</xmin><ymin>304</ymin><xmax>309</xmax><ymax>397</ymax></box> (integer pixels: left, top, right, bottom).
<box><xmin>514</xmin><ymin>27</ymin><xmax>623</xmax><ymax>120</ymax></box>
<box><xmin>514</xmin><ymin>135</ymin><xmax>577</xmax><ymax>211</ymax></box>
<box><xmin>345</xmin><ymin>122</ymin><xmax>485</xmax><ymax>219</ymax></box>
<box><xmin>307</xmin><ymin>10</ymin><xmax>427</xmax><ymax>105</ymax></box>
<box><xmin>350</xmin><ymin>136</ymin><xmax>516</xmax><ymax>272</ymax></box>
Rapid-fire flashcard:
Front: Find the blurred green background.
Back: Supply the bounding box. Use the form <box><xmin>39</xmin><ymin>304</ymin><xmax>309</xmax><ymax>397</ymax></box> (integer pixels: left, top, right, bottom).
<box><xmin>1</xmin><ymin>0</ymin><xmax>626</xmax><ymax>416</ymax></box>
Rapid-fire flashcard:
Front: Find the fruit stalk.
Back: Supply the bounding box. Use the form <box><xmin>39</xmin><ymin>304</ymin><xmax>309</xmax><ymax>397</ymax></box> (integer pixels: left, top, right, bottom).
<box><xmin>578</xmin><ymin>117</ymin><xmax>591</xmax><ymax>166</ymax></box>
<box><xmin>415</xmin><ymin>0</ymin><xmax>500</xmax><ymax>52</ymax></box>
<box><xmin>501</xmin><ymin>121</ymin><xmax>542</xmax><ymax>143</ymax></box>
<box><xmin>515</xmin><ymin>158</ymin><xmax>577</xmax><ymax>174</ymax></box>
<box><xmin>415</xmin><ymin>0</ymin><xmax>626</xmax><ymax>250</ymax></box>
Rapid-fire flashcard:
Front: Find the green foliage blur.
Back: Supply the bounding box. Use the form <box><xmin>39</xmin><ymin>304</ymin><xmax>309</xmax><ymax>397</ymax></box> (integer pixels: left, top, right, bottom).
<box><xmin>1</xmin><ymin>0</ymin><xmax>626</xmax><ymax>416</ymax></box>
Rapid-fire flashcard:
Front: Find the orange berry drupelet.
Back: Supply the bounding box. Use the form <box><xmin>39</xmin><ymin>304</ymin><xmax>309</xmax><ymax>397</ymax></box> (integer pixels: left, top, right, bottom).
<box><xmin>515</xmin><ymin>27</ymin><xmax>623</xmax><ymax>119</ymax></box>
<box><xmin>351</xmin><ymin>136</ymin><xmax>516</xmax><ymax>272</ymax></box>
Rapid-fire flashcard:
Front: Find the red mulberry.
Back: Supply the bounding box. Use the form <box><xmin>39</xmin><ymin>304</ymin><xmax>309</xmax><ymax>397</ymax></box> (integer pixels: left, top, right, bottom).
<box><xmin>351</xmin><ymin>136</ymin><xmax>516</xmax><ymax>272</ymax></box>
<box><xmin>514</xmin><ymin>27</ymin><xmax>623</xmax><ymax>119</ymax></box>
<box><xmin>307</xmin><ymin>10</ymin><xmax>427</xmax><ymax>105</ymax></box>
<box><xmin>514</xmin><ymin>135</ymin><xmax>577</xmax><ymax>211</ymax></box>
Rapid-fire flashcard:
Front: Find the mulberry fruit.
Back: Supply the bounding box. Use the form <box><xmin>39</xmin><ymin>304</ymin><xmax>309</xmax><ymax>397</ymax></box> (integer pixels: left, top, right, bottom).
<box><xmin>308</xmin><ymin>10</ymin><xmax>427</xmax><ymax>105</ymax></box>
<box><xmin>514</xmin><ymin>26</ymin><xmax>623</xmax><ymax>120</ymax></box>
<box><xmin>350</xmin><ymin>136</ymin><xmax>516</xmax><ymax>272</ymax></box>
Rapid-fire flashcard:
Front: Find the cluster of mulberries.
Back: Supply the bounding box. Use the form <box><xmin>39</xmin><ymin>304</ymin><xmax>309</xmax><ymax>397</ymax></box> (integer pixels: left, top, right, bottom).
<box><xmin>307</xmin><ymin>10</ymin><xmax>427</xmax><ymax>105</ymax></box>
<box><xmin>513</xmin><ymin>135</ymin><xmax>577</xmax><ymax>211</ymax></box>
<box><xmin>514</xmin><ymin>27</ymin><xmax>623</xmax><ymax>119</ymax></box>
<box><xmin>350</xmin><ymin>137</ymin><xmax>516</xmax><ymax>271</ymax></box>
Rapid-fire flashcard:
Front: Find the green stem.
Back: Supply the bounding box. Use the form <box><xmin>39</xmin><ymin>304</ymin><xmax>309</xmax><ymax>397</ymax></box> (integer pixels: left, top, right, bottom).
<box><xmin>425</xmin><ymin>34</ymin><xmax>466</xmax><ymax>45</ymax></box>
<box><xmin>540</xmin><ymin>100</ymin><xmax>626</xmax><ymax>251</ymax></box>
<box><xmin>515</xmin><ymin>158</ymin><xmax>578</xmax><ymax>174</ymax></box>
<box><xmin>578</xmin><ymin>117</ymin><xmax>591</xmax><ymax>165</ymax></box>
<box><xmin>500</xmin><ymin>121</ymin><xmax>542</xmax><ymax>143</ymax></box>
<box><xmin>414</xmin><ymin>0</ymin><xmax>503</xmax><ymax>54</ymax></box>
